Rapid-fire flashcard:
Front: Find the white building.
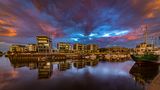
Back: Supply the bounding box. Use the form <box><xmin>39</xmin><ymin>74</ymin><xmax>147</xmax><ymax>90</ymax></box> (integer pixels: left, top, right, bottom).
<box><xmin>73</xmin><ymin>43</ymin><xmax>85</xmax><ymax>53</ymax></box>
<box><xmin>37</xmin><ymin>36</ymin><xmax>52</xmax><ymax>53</ymax></box>
<box><xmin>9</xmin><ymin>45</ymin><xmax>26</xmax><ymax>53</ymax></box>
<box><xmin>57</xmin><ymin>42</ymin><xmax>72</xmax><ymax>53</ymax></box>
<box><xmin>85</xmin><ymin>44</ymin><xmax>98</xmax><ymax>53</ymax></box>
<box><xmin>26</xmin><ymin>44</ymin><xmax>37</xmax><ymax>52</ymax></box>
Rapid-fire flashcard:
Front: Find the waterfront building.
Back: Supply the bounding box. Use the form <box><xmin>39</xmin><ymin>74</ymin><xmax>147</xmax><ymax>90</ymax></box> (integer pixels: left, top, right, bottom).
<box><xmin>9</xmin><ymin>45</ymin><xmax>27</xmax><ymax>53</ymax></box>
<box><xmin>99</xmin><ymin>46</ymin><xmax>130</xmax><ymax>54</ymax></box>
<box><xmin>98</xmin><ymin>48</ymin><xmax>108</xmax><ymax>53</ymax></box>
<box><xmin>57</xmin><ymin>42</ymin><xmax>72</xmax><ymax>53</ymax></box>
<box><xmin>85</xmin><ymin>44</ymin><xmax>99</xmax><ymax>53</ymax></box>
<box><xmin>36</xmin><ymin>36</ymin><xmax>52</xmax><ymax>53</ymax></box>
<box><xmin>26</xmin><ymin>44</ymin><xmax>37</xmax><ymax>52</ymax></box>
<box><xmin>107</xmin><ymin>46</ymin><xmax>130</xmax><ymax>54</ymax></box>
<box><xmin>73</xmin><ymin>43</ymin><xmax>85</xmax><ymax>53</ymax></box>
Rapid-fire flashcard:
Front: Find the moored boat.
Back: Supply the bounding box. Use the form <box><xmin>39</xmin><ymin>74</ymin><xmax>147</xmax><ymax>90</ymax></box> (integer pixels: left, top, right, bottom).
<box><xmin>131</xmin><ymin>25</ymin><xmax>159</xmax><ymax>63</ymax></box>
<box><xmin>131</xmin><ymin>54</ymin><xmax>159</xmax><ymax>62</ymax></box>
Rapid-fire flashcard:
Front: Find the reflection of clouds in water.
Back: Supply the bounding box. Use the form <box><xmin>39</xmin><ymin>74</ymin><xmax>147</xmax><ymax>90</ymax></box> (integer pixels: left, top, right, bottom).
<box><xmin>0</xmin><ymin>57</ymin><xmax>19</xmax><ymax>89</ymax></box>
<box><xmin>0</xmin><ymin>71</ymin><xmax>142</xmax><ymax>90</ymax></box>
<box><xmin>0</xmin><ymin>70</ymin><xmax>19</xmax><ymax>90</ymax></box>
<box><xmin>63</xmin><ymin>61</ymin><xmax>134</xmax><ymax>78</ymax></box>
<box><xmin>10</xmin><ymin>70</ymin><xmax>19</xmax><ymax>78</ymax></box>
<box><xmin>1</xmin><ymin>61</ymin><xmax>141</xmax><ymax>90</ymax></box>
<box><xmin>0</xmin><ymin>59</ymin><xmax>141</xmax><ymax>90</ymax></box>
<box><xmin>0</xmin><ymin>57</ymin><xmax>13</xmax><ymax>72</ymax></box>
<box><xmin>0</xmin><ymin>82</ymin><xmax>9</xmax><ymax>90</ymax></box>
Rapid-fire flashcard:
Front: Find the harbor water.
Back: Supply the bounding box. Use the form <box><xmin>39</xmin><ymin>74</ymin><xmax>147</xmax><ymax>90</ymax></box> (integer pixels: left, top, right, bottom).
<box><xmin>0</xmin><ymin>56</ymin><xmax>159</xmax><ymax>90</ymax></box>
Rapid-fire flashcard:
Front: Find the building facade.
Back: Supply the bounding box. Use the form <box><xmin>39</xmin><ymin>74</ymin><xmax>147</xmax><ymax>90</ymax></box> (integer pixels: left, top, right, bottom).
<box><xmin>73</xmin><ymin>43</ymin><xmax>85</xmax><ymax>53</ymax></box>
<box><xmin>57</xmin><ymin>42</ymin><xmax>71</xmax><ymax>53</ymax></box>
<box><xmin>85</xmin><ymin>44</ymin><xmax>98</xmax><ymax>53</ymax></box>
<box><xmin>99</xmin><ymin>46</ymin><xmax>130</xmax><ymax>54</ymax></box>
<box><xmin>37</xmin><ymin>36</ymin><xmax>52</xmax><ymax>53</ymax></box>
<box><xmin>26</xmin><ymin>44</ymin><xmax>37</xmax><ymax>52</ymax></box>
<box><xmin>9</xmin><ymin>45</ymin><xmax>26</xmax><ymax>53</ymax></box>
<box><xmin>107</xmin><ymin>46</ymin><xmax>130</xmax><ymax>54</ymax></box>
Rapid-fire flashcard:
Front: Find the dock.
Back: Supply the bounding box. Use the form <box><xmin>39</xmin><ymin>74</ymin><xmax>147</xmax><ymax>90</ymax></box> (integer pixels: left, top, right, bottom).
<box><xmin>7</xmin><ymin>53</ymin><xmax>131</xmax><ymax>62</ymax></box>
<box><xmin>147</xmin><ymin>74</ymin><xmax>160</xmax><ymax>90</ymax></box>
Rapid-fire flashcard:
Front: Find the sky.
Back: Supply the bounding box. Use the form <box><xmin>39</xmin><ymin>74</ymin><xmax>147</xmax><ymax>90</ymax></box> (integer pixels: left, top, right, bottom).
<box><xmin>0</xmin><ymin>0</ymin><xmax>160</xmax><ymax>51</ymax></box>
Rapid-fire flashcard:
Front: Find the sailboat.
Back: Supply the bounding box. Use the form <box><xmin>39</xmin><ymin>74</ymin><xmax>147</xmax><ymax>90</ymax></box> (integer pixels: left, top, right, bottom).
<box><xmin>131</xmin><ymin>25</ymin><xmax>159</xmax><ymax>62</ymax></box>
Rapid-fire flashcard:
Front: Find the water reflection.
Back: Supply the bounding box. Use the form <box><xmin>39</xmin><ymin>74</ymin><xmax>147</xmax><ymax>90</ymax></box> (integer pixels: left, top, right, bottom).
<box><xmin>0</xmin><ymin>56</ymin><xmax>159</xmax><ymax>90</ymax></box>
<box><xmin>9</xmin><ymin>57</ymin><xmax>101</xmax><ymax>79</ymax></box>
<box><xmin>130</xmin><ymin>63</ymin><xmax>160</xmax><ymax>89</ymax></box>
<box><xmin>38</xmin><ymin>61</ymin><xmax>52</xmax><ymax>79</ymax></box>
<box><xmin>58</xmin><ymin>62</ymin><xmax>71</xmax><ymax>71</ymax></box>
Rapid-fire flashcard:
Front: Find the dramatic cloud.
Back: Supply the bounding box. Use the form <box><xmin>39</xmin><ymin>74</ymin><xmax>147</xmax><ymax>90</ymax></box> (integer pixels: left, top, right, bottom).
<box><xmin>0</xmin><ymin>0</ymin><xmax>160</xmax><ymax>50</ymax></box>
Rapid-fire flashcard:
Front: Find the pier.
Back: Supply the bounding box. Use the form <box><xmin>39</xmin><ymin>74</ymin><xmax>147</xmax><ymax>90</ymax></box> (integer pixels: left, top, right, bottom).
<box><xmin>8</xmin><ymin>53</ymin><xmax>131</xmax><ymax>62</ymax></box>
<box><xmin>148</xmin><ymin>74</ymin><xmax>160</xmax><ymax>90</ymax></box>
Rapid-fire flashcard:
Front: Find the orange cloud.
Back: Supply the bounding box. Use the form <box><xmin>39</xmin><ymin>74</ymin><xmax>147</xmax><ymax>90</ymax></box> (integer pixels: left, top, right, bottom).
<box><xmin>0</xmin><ymin>27</ymin><xmax>17</xmax><ymax>37</ymax></box>
<box><xmin>0</xmin><ymin>20</ymin><xmax>7</xmax><ymax>24</ymax></box>
<box><xmin>146</xmin><ymin>12</ymin><xmax>155</xmax><ymax>18</ymax></box>
<box><xmin>0</xmin><ymin>12</ymin><xmax>17</xmax><ymax>37</ymax></box>
<box><xmin>145</xmin><ymin>0</ymin><xmax>160</xmax><ymax>18</ymax></box>
<box><xmin>147</xmin><ymin>0</ymin><xmax>160</xmax><ymax>10</ymax></box>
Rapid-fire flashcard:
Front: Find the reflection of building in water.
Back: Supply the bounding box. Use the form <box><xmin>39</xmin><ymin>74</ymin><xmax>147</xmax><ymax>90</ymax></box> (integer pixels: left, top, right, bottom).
<box><xmin>130</xmin><ymin>63</ymin><xmax>159</xmax><ymax>87</ymax></box>
<box><xmin>58</xmin><ymin>62</ymin><xmax>71</xmax><ymax>71</ymax></box>
<box><xmin>9</xmin><ymin>59</ymin><xmax>38</xmax><ymax>70</ymax></box>
<box><xmin>29</xmin><ymin>63</ymin><xmax>38</xmax><ymax>70</ymax></box>
<box><xmin>38</xmin><ymin>61</ymin><xmax>53</xmax><ymax>79</ymax></box>
<box><xmin>8</xmin><ymin>58</ymin><xmax>53</xmax><ymax>79</ymax></box>
<box><xmin>13</xmin><ymin>62</ymin><xmax>38</xmax><ymax>69</ymax></box>
<box><xmin>73</xmin><ymin>61</ymin><xmax>85</xmax><ymax>69</ymax></box>
<box><xmin>85</xmin><ymin>60</ymin><xmax>99</xmax><ymax>66</ymax></box>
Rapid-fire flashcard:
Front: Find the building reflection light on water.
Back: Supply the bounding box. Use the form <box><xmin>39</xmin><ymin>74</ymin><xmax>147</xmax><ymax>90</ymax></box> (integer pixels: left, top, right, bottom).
<box><xmin>0</xmin><ymin>56</ymin><xmax>159</xmax><ymax>90</ymax></box>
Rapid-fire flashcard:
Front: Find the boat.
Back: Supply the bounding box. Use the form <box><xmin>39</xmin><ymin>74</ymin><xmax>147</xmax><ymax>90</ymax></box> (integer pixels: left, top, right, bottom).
<box><xmin>131</xmin><ymin>54</ymin><xmax>159</xmax><ymax>62</ymax></box>
<box><xmin>131</xmin><ymin>25</ymin><xmax>159</xmax><ymax>62</ymax></box>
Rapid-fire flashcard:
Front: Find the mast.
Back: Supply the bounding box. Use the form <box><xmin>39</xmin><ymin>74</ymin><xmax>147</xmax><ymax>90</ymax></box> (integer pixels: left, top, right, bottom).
<box><xmin>144</xmin><ymin>25</ymin><xmax>148</xmax><ymax>44</ymax></box>
<box><xmin>49</xmin><ymin>31</ymin><xmax>52</xmax><ymax>54</ymax></box>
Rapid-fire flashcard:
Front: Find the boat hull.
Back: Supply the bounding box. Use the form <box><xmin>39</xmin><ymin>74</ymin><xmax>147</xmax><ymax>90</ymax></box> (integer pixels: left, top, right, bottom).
<box><xmin>131</xmin><ymin>54</ymin><xmax>159</xmax><ymax>62</ymax></box>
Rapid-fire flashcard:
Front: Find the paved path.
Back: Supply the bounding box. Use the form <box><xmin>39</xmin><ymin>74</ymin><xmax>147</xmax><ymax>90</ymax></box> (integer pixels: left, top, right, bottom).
<box><xmin>147</xmin><ymin>74</ymin><xmax>160</xmax><ymax>90</ymax></box>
